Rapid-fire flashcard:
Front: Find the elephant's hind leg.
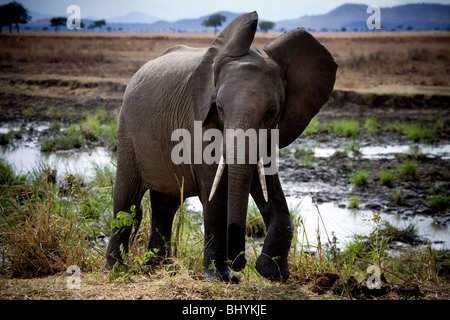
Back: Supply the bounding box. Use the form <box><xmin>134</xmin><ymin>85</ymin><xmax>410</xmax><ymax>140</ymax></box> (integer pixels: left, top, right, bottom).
<box><xmin>147</xmin><ymin>191</ymin><xmax>180</xmax><ymax>263</ymax></box>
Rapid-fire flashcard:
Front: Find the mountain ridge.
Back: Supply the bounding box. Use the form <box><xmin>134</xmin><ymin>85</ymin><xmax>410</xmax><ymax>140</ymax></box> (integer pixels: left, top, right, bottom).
<box><xmin>24</xmin><ymin>3</ymin><xmax>450</xmax><ymax>32</ymax></box>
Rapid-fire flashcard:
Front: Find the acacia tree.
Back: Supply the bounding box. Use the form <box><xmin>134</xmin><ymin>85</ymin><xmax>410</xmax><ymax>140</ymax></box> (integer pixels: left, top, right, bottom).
<box><xmin>202</xmin><ymin>14</ymin><xmax>226</xmax><ymax>34</ymax></box>
<box><xmin>50</xmin><ymin>17</ymin><xmax>66</xmax><ymax>32</ymax></box>
<box><xmin>88</xmin><ymin>20</ymin><xmax>106</xmax><ymax>32</ymax></box>
<box><xmin>0</xmin><ymin>1</ymin><xmax>31</xmax><ymax>33</ymax></box>
<box><xmin>259</xmin><ymin>21</ymin><xmax>275</xmax><ymax>33</ymax></box>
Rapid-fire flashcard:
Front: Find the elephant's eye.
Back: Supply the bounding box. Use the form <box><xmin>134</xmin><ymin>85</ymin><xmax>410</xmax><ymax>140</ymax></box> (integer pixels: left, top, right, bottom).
<box><xmin>216</xmin><ymin>102</ymin><xmax>224</xmax><ymax>116</ymax></box>
<box><xmin>267</xmin><ymin>105</ymin><xmax>277</xmax><ymax>119</ymax></box>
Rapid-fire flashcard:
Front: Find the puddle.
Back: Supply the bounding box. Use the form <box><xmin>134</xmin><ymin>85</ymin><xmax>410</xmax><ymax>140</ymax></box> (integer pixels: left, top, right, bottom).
<box><xmin>186</xmin><ymin>194</ymin><xmax>449</xmax><ymax>251</ymax></box>
<box><xmin>1</xmin><ymin>121</ymin><xmax>116</xmax><ymax>181</ymax></box>
<box><xmin>293</xmin><ymin>143</ymin><xmax>450</xmax><ymax>160</ymax></box>
<box><xmin>285</xmin><ymin>196</ymin><xmax>449</xmax><ymax>250</ymax></box>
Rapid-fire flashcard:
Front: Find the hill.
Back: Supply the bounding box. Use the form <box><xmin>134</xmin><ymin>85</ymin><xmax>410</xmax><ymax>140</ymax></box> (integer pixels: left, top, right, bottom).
<box><xmin>22</xmin><ymin>3</ymin><xmax>450</xmax><ymax>32</ymax></box>
<box><xmin>277</xmin><ymin>3</ymin><xmax>450</xmax><ymax>31</ymax></box>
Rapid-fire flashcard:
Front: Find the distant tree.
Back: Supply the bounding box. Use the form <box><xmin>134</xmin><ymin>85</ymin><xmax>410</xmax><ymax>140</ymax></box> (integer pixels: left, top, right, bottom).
<box><xmin>88</xmin><ymin>19</ymin><xmax>106</xmax><ymax>32</ymax></box>
<box><xmin>259</xmin><ymin>21</ymin><xmax>275</xmax><ymax>33</ymax></box>
<box><xmin>0</xmin><ymin>1</ymin><xmax>31</xmax><ymax>33</ymax></box>
<box><xmin>50</xmin><ymin>17</ymin><xmax>66</xmax><ymax>32</ymax></box>
<box><xmin>202</xmin><ymin>14</ymin><xmax>226</xmax><ymax>34</ymax></box>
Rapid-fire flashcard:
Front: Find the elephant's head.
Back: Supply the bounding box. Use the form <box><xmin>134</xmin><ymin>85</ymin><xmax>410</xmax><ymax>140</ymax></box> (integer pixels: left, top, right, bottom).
<box><xmin>190</xmin><ymin>12</ymin><xmax>337</xmax><ymax>270</ymax></box>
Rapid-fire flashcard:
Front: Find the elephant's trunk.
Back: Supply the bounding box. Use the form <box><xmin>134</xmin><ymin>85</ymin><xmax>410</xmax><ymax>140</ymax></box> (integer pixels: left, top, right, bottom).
<box><xmin>226</xmin><ymin>158</ymin><xmax>253</xmax><ymax>271</ymax></box>
<box><xmin>207</xmin><ymin>119</ymin><xmax>269</xmax><ymax>271</ymax></box>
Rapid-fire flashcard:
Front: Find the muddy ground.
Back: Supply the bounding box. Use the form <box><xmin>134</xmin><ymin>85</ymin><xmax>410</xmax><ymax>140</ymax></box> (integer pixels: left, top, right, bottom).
<box><xmin>281</xmin><ymin>91</ymin><xmax>450</xmax><ymax>221</ymax></box>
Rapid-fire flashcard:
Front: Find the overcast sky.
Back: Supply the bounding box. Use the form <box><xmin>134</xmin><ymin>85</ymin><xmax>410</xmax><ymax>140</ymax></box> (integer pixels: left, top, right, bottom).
<box><xmin>5</xmin><ymin>0</ymin><xmax>450</xmax><ymax>21</ymax></box>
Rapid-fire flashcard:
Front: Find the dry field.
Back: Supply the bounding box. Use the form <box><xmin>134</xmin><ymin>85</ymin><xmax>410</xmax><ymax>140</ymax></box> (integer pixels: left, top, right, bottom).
<box><xmin>0</xmin><ymin>31</ymin><xmax>449</xmax><ymax>92</ymax></box>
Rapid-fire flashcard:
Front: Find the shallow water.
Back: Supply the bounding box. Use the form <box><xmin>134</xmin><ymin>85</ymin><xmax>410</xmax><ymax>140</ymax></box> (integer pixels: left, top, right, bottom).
<box><xmin>2</xmin><ymin>121</ymin><xmax>449</xmax><ymax>250</ymax></box>
<box><xmin>0</xmin><ymin>121</ymin><xmax>116</xmax><ymax>180</ymax></box>
<box><xmin>295</xmin><ymin>143</ymin><xmax>450</xmax><ymax>160</ymax></box>
<box><xmin>186</xmin><ymin>194</ymin><xmax>449</xmax><ymax>251</ymax></box>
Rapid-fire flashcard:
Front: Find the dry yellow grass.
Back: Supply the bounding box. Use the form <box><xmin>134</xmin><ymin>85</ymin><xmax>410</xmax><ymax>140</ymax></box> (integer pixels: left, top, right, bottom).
<box><xmin>1</xmin><ymin>31</ymin><xmax>449</xmax><ymax>92</ymax></box>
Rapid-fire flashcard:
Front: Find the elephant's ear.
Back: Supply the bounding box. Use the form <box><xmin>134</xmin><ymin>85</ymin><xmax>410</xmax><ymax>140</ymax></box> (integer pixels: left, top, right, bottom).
<box><xmin>264</xmin><ymin>28</ymin><xmax>337</xmax><ymax>148</ymax></box>
<box><xmin>191</xmin><ymin>12</ymin><xmax>258</xmax><ymax>123</ymax></box>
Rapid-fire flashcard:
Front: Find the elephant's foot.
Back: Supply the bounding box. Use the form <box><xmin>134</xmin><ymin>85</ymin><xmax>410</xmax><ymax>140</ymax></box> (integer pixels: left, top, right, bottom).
<box><xmin>105</xmin><ymin>251</ymin><xmax>123</xmax><ymax>270</ymax></box>
<box><xmin>256</xmin><ymin>254</ymin><xmax>289</xmax><ymax>281</ymax></box>
<box><xmin>205</xmin><ymin>266</ymin><xmax>240</xmax><ymax>284</ymax></box>
<box><xmin>231</xmin><ymin>254</ymin><xmax>247</xmax><ymax>272</ymax></box>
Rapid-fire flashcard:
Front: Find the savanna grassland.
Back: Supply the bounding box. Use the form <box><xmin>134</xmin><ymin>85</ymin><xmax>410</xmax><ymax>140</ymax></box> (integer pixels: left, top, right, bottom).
<box><xmin>0</xmin><ymin>31</ymin><xmax>449</xmax><ymax>301</ymax></box>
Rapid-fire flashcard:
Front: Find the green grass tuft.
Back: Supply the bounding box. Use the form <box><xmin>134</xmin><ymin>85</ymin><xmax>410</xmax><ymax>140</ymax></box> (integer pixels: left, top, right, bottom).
<box><xmin>350</xmin><ymin>171</ymin><xmax>369</xmax><ymax>188</ymax></box>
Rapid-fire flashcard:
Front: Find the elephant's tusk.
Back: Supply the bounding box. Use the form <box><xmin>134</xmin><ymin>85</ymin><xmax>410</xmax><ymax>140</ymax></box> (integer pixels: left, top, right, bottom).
<box><xmin>208</xmin><ymin>155</ymin><xmax>226</xmax><ymax>201</ymax></box>
<box><xmin>257</xmin><ymin>157</ymin><xmax>269</xmax><ymax>202</ymax></box>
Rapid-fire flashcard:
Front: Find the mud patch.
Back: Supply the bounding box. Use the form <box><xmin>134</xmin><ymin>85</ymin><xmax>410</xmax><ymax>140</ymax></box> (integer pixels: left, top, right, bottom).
<box><xmin>311</xmin><ymin>272</ymin><xmax>428</xmax><ymax>299</ymax></box>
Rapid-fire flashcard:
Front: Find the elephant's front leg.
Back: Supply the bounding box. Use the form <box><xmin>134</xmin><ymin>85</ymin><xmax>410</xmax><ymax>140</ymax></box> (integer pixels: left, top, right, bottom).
<box><xmin>197</xmin><ymin>169</ymin><xmax>240</xmax><ymax>284</ymax></box>
<box><xmin>250</xmin><ymin>171</ymin><xmax>293</xmax><ymax>281</ymax></box>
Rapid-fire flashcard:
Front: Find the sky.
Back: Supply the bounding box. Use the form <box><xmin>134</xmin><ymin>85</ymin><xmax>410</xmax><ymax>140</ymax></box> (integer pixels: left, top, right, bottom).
<box><xmin>5</xmin><ymin>0</ymin><xmax>450</xmax><ymax>21</ymax></box>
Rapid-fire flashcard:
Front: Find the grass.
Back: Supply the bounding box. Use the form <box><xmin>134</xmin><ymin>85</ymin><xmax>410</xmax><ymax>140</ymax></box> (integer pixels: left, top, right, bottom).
<box><xmin>0</xmin><ymin>158</ymin><xmax>448</xmax><ymax>299</ymax></box>
<box><xmin>40</xmin><ymin>106</ymin><xmax>118</xmax><ymax>152</ymax></box>
<box><xmin>348</xmin><ymin>193</ymin><xmax>363</xmax><ymax>209</ymax></box>
<box><xmin>294</xmin><ymin>145</ymin><xmax>315</xmax><ymax>167</ymax></box>
<box><xmin>350</xmin><ymin>171</ymin><xmax>369</xmax><ymax>188</ymax></box>
<box><xmin>398</xmin><ymin>159</ymin><xmax>418</xmax><ymax>180</ymax></box>
<box><xmin>363</xmin><ymin>117</ymin><xmax>379</xmax><ymax>136</ymax></box>
<box><xmin>380</xmin><ymin>170</ymin><xmax>395</xmax><ymax>188</ymax></box>
<box><xmin>327</xmin><ymin>119</ymin><xmax>360</xmax><ymax>138</ymax></box>
<box><xmin>424</xmin><ymin>194</ymin><xmax>450</xmax><ymax>213</ymax></box>
<box><xmin>384</xmin><ymin>121</ymin><xmax>435</xmax><ymax>141</ymax></box>
<box><xmin>0</xmin><ymin>132</ymin><xmax>11</xmax><ymax>145</ymax></box>
<box><xmin>392</xmin><ymin>188</ymin><xmax>403</xmax><ymax>205</ymax></box>
<box><xmin>302</xmin><ymin>118</ymin><xmax>321</xmax><ymax>136</ymax></box>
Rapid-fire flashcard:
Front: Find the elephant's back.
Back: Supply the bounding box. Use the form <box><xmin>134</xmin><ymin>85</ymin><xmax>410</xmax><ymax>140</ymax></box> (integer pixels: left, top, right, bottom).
<box><xmin>121</xmin><ymin>45</ymin><xmax>206</xmax><ymax>121</ymax></box>
<box><xmin>125</xmin><ymin>45</ymin><xmax>206</xmax><ymax>100</ymax></box>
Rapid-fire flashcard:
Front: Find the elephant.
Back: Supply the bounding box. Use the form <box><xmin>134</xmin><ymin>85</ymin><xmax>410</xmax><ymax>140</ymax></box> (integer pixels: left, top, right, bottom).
<box><xmin>105</xmin><ymin>11</ymin><xmax>337</xmax><ymax>283</ymax></box>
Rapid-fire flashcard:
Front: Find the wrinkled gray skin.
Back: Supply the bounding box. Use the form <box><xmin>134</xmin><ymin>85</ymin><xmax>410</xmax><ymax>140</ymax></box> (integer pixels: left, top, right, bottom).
<box><xmin>105</xmin><ymin>12</ymin><xmax>337</xmax><ymax>283</ymax></box>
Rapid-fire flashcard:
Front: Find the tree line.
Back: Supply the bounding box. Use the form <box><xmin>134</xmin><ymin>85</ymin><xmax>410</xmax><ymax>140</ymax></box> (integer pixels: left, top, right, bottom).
<box><xmin>0</xmin><ymin>3</ymin><xmax>275</xmax><ymax>34</ymax></box>
<box><xmin>0</xmin><ymin>1</ymin><xmax>31</xmax><ymax>33</ymax></box>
